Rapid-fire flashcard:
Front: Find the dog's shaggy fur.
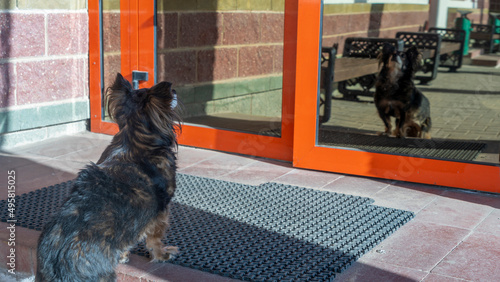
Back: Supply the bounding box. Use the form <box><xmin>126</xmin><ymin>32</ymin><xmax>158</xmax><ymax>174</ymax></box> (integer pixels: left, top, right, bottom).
<box><xmin>36</xmin><ymin>73</ymin><xmax>181</xmax><ymax>282</ymax></box>
<box><xmin>374</xmin><ymin>44</ymin><xmax>432</xmax><ymax>138</ymax></box>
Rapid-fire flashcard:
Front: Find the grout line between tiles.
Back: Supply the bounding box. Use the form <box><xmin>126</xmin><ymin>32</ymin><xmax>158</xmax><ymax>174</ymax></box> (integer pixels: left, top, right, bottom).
<box><xmin>427</xmin><ymin>229</ymin><xmax>474</xmax><ymax>278</ymax></box>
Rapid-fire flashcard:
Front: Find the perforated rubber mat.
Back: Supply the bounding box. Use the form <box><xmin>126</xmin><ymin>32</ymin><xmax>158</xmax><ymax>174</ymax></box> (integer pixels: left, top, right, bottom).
<box><xmin>319</xmin><ymin>130</ymin><xmax>486</xmax><ymax>161</ymax></box>
<box><xmin>0</xmin><ymin>173</ymin><xmax>414</xmax><ymax>281</ymax></box>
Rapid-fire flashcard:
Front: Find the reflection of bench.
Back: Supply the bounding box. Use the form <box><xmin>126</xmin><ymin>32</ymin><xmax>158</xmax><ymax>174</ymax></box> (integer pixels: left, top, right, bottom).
<box><xmin>429</xmin><ymin>28</ymin><xmax>466</xmax><ymax>72</ymax></box>
<box><xmin>470</xmin><ymin>23</ymin><xmax>500</xmax><ymax>53</ymax></box>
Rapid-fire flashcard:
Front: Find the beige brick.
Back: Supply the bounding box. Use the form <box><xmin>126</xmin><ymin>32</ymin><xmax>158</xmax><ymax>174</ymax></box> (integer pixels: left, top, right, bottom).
<box><xmin>271</xmin><ymin>0</ymin><xmax>285</xmax><ymax>12</ymax></box>
<box><xmin>198</xmin><ymin>0</ymin><xmax>237</xmax><ymax>11</ymax></box>
<box><xmin>159</xmin><ymin>0</ymin><xmax>197</xmax><ymax>12</ymax></box>
<box><xmin>237</xmin><ymin>0</ymin><xmax>272</xmax><ymax>11</ymax></box>
<box><xmin>17</xmin><ymin>0</ymin><xmax>86</xmax><ymax>10</ymax></box>
<box><xmin>0</xmin><ymin>0</ymin><xmax>16</xmax><ymax>10</ymax></box>
<box><xmin>323</xmin><ymin>3</ymin><xmax>429</xmax><ymax>15</ymax></box>
<box><xmin>102</xmin><ymin>0</ymin><xmax>120</xmax><ymax>11</ymax></box>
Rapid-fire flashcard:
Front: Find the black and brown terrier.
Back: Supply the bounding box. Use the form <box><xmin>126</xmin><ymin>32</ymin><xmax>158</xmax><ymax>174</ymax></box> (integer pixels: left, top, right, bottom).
<box><xmin>374</xmin><ymin>43</ymin><xmax>431</xmax><ymax>139</ymax></box>
<box><xmin>36</xmin><ymin>73</ymin><xmax>181</xmax><ymax>282</ymax></box>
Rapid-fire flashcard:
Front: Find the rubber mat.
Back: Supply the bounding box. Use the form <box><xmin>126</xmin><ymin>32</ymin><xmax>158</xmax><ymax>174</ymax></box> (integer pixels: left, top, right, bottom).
<box><xmin>0</xmin><ymin>173</ymin><xmax>414</xmax><ymax>281</ymax></box>
<box><xmin>319</xmin><ymin>130</ymin><xmax>486</xmax><ymax>161</ymax></box>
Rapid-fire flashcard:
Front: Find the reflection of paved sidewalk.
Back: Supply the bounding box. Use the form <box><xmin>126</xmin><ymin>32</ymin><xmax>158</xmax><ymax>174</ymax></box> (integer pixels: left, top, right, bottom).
<box><xmin>324</xmin><ymin>65</ymin><xmax>500</xmax><ymax>163</ymax></box>
<box><xmin>327</xmin><ymin>65</ymin><xmax>500</xmax><ymax>141</ymax></box>
<box><xmin>1</xmin><ymin>132</ymin><xmax>500</xmax><ymax>281</ymax></box>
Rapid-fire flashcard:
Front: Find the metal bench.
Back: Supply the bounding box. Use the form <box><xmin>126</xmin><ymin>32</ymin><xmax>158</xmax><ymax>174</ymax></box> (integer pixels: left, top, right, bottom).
<box><xmin>429</xmin><ymin>28</ymin><xmax>466</xmax><ymax>72</ymax></box>
<box><xmin>470</xmin><ymin>23</ymin><xmax>500</xmax><ymax>53</ymax></box>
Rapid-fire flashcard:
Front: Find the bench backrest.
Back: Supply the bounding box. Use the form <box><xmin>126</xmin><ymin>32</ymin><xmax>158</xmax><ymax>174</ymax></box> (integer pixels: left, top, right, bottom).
<box><xmin>342</xmin><ymin>38</ymin><xmax>404</xmax><ymax>58</ymax></box>
<box><xmin>395</xmin><ymin>32</ymin><xmax>441</xmax><ymax>83</ymax></box>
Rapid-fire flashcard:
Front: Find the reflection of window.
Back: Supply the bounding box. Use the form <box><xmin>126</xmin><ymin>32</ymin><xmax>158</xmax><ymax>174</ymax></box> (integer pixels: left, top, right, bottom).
<box><xmin>324</xmin><ymin>0</ymin><xmax>429</xmax><ymax>4</ymax></box>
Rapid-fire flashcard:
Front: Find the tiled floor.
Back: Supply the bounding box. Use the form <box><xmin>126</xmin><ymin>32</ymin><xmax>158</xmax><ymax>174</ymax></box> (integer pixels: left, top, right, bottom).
<box><xmin>0</xmin><ymin>131</ymin><xmax>499</xmax><ymax>281</ymax></box>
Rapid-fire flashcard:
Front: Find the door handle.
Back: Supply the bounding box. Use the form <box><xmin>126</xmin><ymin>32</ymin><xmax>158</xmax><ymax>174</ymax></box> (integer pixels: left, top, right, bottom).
<box><xmin>132</xmin><ymin>70</ymin><xmax>149</xmax><ymax>90</ymax></box>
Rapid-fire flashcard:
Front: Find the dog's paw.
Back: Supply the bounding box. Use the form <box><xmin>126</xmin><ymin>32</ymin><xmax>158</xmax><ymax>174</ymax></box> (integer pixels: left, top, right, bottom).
<box><xmin>151</xmin><ymin>246</ymin><xmax>179</xmax><ymax>263</ymax></box>
<box><xmin>119</xmin><ymin>250</ymin><xmax>130</xmax><ymax>264</ymax></box>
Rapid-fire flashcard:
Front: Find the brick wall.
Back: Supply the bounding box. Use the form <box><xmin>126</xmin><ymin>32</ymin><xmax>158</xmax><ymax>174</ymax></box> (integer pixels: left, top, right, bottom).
<box><xmin>0</xmin><ymin>0</ymin><xmax>89</xmax><ymax>148</ymax></box>
<box><xmin>322</xmin><ymin>3</ymin><xmax>429</xmax><ymax>52</ymax></box>
<box><xmin>492</xmin><ymin>0</ymin><xmax>500</xmax><ymax>12</ymax></box>
<box><xmin>157</xmin><ymin>0</ymin><xmax>285</xmax><ymax>118</ymax></box>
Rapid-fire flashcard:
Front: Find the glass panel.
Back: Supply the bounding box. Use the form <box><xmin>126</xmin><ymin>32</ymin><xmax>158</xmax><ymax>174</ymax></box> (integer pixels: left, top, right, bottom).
<box><xmin>318</xmin><ymin>2</ymin><xmax>500</xmax><ymax>165</ymax></box>
<box><xmin>101</xmin><ymin>0</ymin><xmax>121</xmax><ymax>122</ymax></box>
<box><xmin>156</xmin><ymin>1</ymin><xmax>284</xmax><ymax>137</ymax></box>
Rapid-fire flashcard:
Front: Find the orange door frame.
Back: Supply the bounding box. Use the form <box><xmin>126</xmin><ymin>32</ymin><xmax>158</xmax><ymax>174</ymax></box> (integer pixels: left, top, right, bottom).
<box><xmin>89</xmin><ymin>0</ymin><xmax>156</xmax><ymax>135</ymax></box>
<box><xmin>291</xmin><ymin>0</ymin><xmax>500</xmax><ymax>193</ymax></box>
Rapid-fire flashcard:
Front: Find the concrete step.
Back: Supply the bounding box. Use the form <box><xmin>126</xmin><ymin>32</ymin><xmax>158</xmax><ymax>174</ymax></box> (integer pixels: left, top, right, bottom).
<box><xmin>465</xmin><ymin>48</ymin><xmax>483</xmax><ymax>59</ymax></box>
<box><xmin>471</xmin><ymin>54</ymin><xmax>500</xmax><ymax>67</ymax></box>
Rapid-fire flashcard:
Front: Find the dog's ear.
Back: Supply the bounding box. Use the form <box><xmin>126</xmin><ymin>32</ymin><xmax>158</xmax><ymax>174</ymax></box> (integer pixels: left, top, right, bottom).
<box><xmin>110</xmin><ymin>73</ymin><xmax>132</xmax><ymax>93</ymax></box>
<box><xmin>405</xmin><ymin>46</ymin><xmax>423</xmax><ymax>69</ymax></box>
<box><xmin>148</xmin><ymin>81</ymin><xmax>178</xmax><ymax>109</ymax></box>
<box><xmin>149</xmin><ymin>81</ymin><xmax>172</xmax><ymax>95</ymax></box>
<box><xmin>405</xmin><ymin>46</ymin><xmax>420</xmax><ymax>60</ymax></box>
<box><xmin>379</xmin><ymin>43</ymin><xmax>395</xmax><ymax>66</ymax></box>
<box><xmin>382</xmin><ymin>43</ymin><xmax>396</xmax><ymax>54</ymax></box>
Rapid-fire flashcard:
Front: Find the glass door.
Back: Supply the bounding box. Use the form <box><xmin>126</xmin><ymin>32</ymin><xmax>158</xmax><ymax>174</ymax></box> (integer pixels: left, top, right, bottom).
<box><xmin>89</xmin><ymin>0</ymin><xmax>298</xmax><ymax>161</ymax></box>
<box><xmin>292</xmin><ymin>1</ymin><xmax>499</xmax><ymax>193</ymax></box>
<box><xmin>155</xmin><ymin>1</ymin><xmax>297</xmax><ymax>161</ymax></box>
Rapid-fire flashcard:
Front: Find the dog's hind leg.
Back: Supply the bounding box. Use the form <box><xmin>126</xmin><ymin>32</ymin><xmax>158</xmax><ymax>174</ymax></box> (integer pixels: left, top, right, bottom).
<box><xmin>145</xmin><ymin>210</ymin><xmax>179</xmax><ymax>262</ymax></box>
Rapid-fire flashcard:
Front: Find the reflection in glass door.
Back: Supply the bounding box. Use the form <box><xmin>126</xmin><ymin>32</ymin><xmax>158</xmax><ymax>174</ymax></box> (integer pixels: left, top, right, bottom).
<box><xmin>156</xmin><ymin>1</ymin><xmax>284</xmax><ymax>137</ymax></box>
<box><xmin>90</xmin><ymin>0</ymin><xmax>295</xmax><ymax>161</ymax></box>
<box><xmin>318</xmin><ymin>1</ymin><xmax>500</xmax><ymax>166</ymax></box>
<box><xmin>291</xmin><ymin>0</ymin><xmax>499</xmax><ymax>193</ymax></box>
<box><xmin>101</xmin><ymin>0</ymin><xmax>121</xmax><ymax>122</ymax></box>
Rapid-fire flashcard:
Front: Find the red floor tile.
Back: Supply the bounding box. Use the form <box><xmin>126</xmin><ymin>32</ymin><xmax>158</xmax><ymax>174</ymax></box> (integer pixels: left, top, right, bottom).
<box><xmin>422</xmin><ymin>273</ymin><xmax>467</xmax><ymax>281</ymax></box>
<box><xmin>2</xmin><ymin>161</ymin><xmax>76</xmax><ymax>198</ymax></box>
<box><xmin>176</xmin><ymin>146</ymin><xmax>219</xmax><ymax>169</ymax></box>
<box><xmin>178</xmin><ymin>152</ymin><xmax>256</xmax><ymax>178</ymax></box>
<box><xmin>218</xmin><ymin>159</ymin><xmax>293</xmax><ymax>185</ymax></box>
<box><xmin>322</xmin><ymin>175</ymin><xmax>390</xmax><ymax>197</ymax></box>
<box><xmin>371</xmin><ymin>184</ymin><xmax>441</xmax><ymax>212</ymax></box>
<box><xmin>474</xmin><ymin>209</ymin><xmax>500</xmax><ymax>235</ymax></box>
<box><xmin>273</xmin><ymin>168</ymin><xmax>342</xmax><ymax>189</ymax></box>
<box><xmin>335</xmin><ymin>259</ymin><xmax>427</xmax><ymax>281</ymax></box>
<box><xmin>16</xmin><ymin>135</ymin><xmax>99</xmax><ymax>158</ymax></box>
<box><xmin>440</xmin><ymin>190</ymin><xmax>500</xmax><ymax>209</ymax></box>
<box><xmin>360</xmin><ymin>220</ymin><xmax>470</xmax><ymax>272</ymax></box>
<box><xmin>431</xmin><ymin>231</ymin><xmax>500</xmax><ymax>281</ymax></box>
<box><xmin>415</xmin><ymin>196</ymin><xmax>493</xmax><ymax>230</ymax></box>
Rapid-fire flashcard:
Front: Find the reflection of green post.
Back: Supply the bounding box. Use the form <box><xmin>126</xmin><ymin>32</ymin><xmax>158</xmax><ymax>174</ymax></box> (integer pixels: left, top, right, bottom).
<box><xmin>489</xmin><ymin>12</ymin><xmax>500</xmax><ymax>46</ymax></box>
<box><xmin>455</xmin><ymin>10</ymin><xmax>472</xmax><ymax>55</ymax></box>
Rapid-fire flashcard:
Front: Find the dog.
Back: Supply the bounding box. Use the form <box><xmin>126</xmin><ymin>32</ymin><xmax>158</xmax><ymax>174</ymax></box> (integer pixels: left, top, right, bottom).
<box><xmin>36</xmin><ymin>73</ymin><xmax>181</xmax><ymax>282</ymax></box>
<box><xmin>374</xmin><ymin>43</ymin><xmax>431</xmax><ymax>139</ymax></box>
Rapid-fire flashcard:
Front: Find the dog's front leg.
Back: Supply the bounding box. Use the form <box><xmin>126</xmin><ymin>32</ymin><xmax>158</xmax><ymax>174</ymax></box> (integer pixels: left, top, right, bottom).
<box><xmin>145</xmin><ymin>210</ymin><xmax>179</xmax><ymax>262</ymax></box>
<box><xmin>377</xmin><ymin>110</ymin><xmax>392</xmax><ymax>136</ymax></box>
<box><xmin>394</xmin><ymin>112</ymin><xmax>406</xmax><ymax>138</ymax></box>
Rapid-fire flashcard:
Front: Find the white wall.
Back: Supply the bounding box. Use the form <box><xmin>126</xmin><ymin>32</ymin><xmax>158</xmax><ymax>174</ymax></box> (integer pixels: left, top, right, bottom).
<box><xmin>429</xmin><ymin>0</ymin><xmax>477</xmax><ymax>28</ymax></box>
